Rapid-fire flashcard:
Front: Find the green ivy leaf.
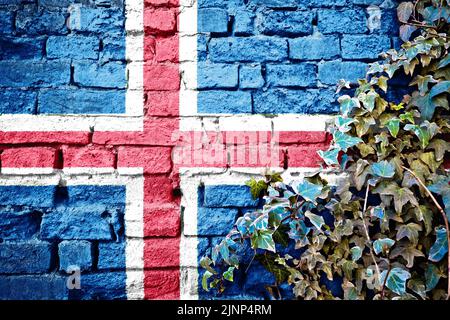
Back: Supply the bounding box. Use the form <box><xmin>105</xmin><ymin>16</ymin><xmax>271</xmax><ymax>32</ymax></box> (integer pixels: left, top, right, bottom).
<box><xmin>333</xmin><ymin>131</ymin><xmax>363</xmax><ymax>152</ymax></box>
<box><xmin>335</xmin><ymin>116</ymin><xmax>356</xmax><ymax>133</ymax></box>
<box><xmin>390</xmin><ymin>244</ymin><xmax>425</xmax><ymax>268</ymax></box>
<box><xmin>404</xmin><ymin>121</ymin><xmax>439</xmax><ymax>149</ymax></box>
<box><xmin>202</xmin><ymin>271</ymin><xmax>213</xmax><ymax>292</ymax></box>
<box><xmin>350</xmin><ymin>246</ymin><xmax>363</xmax><ymax>261</ymax></box>
<box><xmin>318</xmin><ymin>148</ymin><xmax>340</xmax><ymax>166</ymax></box>
<box><xmin>371</xmin><ymin>206</ymin><xmax>385</xmax><ymax>220</ymax></box>
<box><xmin>371</xmin><ymin>160</ymin><xmax>395</xmax><ymax>178</ymax></box>
<box><xmin>386</xmin><ymin>118</ymin><xmax>401</xmax><ymax>138</ymax></box>
<box><xmin>338</xmin><ymin>95</ymin><xmax>360</xmax><ymax>116</ymax></box>
<box><xmin>223</xmin><ymin>267</ymin><xmax>235</xmax><ymax>282</ymax></box>
<box><xmin>437</xmin><ymin>54</ymin><xmax>450</xmax><ymax>69</ymax></box>
<box><xmin>380</xmin><ymin>268</ymin><xmax>411</xmax><ymax>296</ymax></box>
<box><xmin>428</xmin><ymin>175</ymin><xmax>450</xmax><ymax>219</ymax></box>
<box><xmin>305</xmin><ymin>211</ymin><xmax>325</xmax><ymax>231</ymax></box>
<box><xmin>396</xmin><ymin>223</ymin><xmax>422</xmax><ymax>244</ymax></box>
<box><xmin>251</xmin><ymin>230</ymin><xmax>276</xmax><ymax>253</ymax></box>
<box><xmin>425</xmin><ymin>264</ymin><xmax>441</xmax><ymax>291</ymax></box>
<box><xmin>429</xmin><ymin>227</ymin><xmax>449</xmax><ymax>262</ymax></box>
<box><xmin>373</xmin><ymin>182</ymin><xmax>419</xmax><ymax>213</ymax></box>
<box><xmin>373</xmin><ymin>238</ymin><xmax>395</xmax><ymax>255</ymax></box>
<box><xmin>297</xmin><ymin>180</ymin><xmax>323</xmax><ymax>203</ymax></box>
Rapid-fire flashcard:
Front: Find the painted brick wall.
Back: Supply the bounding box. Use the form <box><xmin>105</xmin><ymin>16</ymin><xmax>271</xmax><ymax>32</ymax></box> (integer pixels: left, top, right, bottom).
<box><xmin>0</xmin><ymin>0</ymin><xmax>406</xmax><ymax>300</ymax></box>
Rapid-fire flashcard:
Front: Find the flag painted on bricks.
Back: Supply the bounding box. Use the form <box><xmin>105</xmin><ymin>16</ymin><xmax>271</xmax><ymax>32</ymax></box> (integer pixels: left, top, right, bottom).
<box><xmin>0</xmin><ymin>0</ymin><xmax>403</xmax><ymax>299</ymax></box>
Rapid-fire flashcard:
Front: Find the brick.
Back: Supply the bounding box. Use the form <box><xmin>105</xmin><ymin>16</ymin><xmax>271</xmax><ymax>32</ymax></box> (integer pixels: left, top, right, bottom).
<box><xmin>286</xmin><ymin>144</ymin><xmax>327</xmax><ymax>167</ymax></box>
<box><xmin>342</xmin><ymin>35</ymin><xmax>391</xmax><ymax>59</ymax></box>
<box><xmin>144</xmin><ymin>176</ymin><xmax>176</xmax><ymax>204</ymax></box>
<box><xmin>117</xmin><ymin>147</ymin><xmax>172</xmax><ymax>174</ymax></box>
<box><xmin>253</xmin><ymin>89</ymin><xmax>318</xmax><ymax>114</ymax></box>
<box><xmin>1</xmin><ymin>147</ymin><xmax>56</xmax><ymax>168</ymax></box>
<box><xmin>97</xmin><ymin>242</ymin><xmax>125</xmax><ymax>270</ymax></box>
<box><xmin>71</xmin><ymin>272</ymin><xmax>126</xmax><ymax>300</ymax></box>
<box><xmin>155</xmin><ymin>36</ymin><xmax>178</xmax><ymax>62</ymax></box>
<box><xmin>299</xmin><ymin>0</ymin><xmax>346</xmax><ymax>6</ymax></box>
<box><xmin>289</xmin><ymin>36</ymin><xmax>340</xmax><ymax>60</ymax></box>
<box><xmin>16</xmin><ymin>8</ymin><xmax>68</xmax><ymax>35</ymax></box>
<box><xmin>101</xmin><ymin>34</ymin><xmax>126</xmax><ymax>61</ymax></box>
<box><xmin>0</xmin><ymin>37</ymin><xmax>45</xmax><ymax>60</ymax></box>
<box><xmin>144</xmin><ymin>238</ymin><xmax>179</xmax><ymax>268</ymax></box>
<box><xmin>240</xmin><ymin>65</ymin><xmax>264</xmax><ymax>89</ymax></box>
<box><xmin>235</xmin><ymin>9</ymin><xmax>254</xmax><ymax>35</ymax></box>
<box><xmin>312</xmin><ymin>88</ymin><xmax>340</xmax><ymax>114</ymax></box>
<box><xmin>144</xmin><ymin>204</ymin><xmax>180</xmax><ymax>237</ymax></box>
<box><xmin>144</xmin><ymin>8</ymin><xmax>176</xmax><ymax>32</ymax></box>
<box><xmin>0</xmin><ymin>209</ymin><xmax>41</xmax><ymax>240</ymax></box>
<box><xmin>198</xmin><ymin>8</ymin><xmax>228</xmax><ymax>33</ymax></box>
<box><xmin>249</xmin><ymin>0</ymin><xmax>299</xmax><ymax>8</ymax></box>
<box><xmin>352</xmin><ymin>0</ymin><xmax>383</xmax><ymax>4</ymax></box>
<box><xmin>266</xmin><ymin>64</ymin><xmax>316</xmax><ymax>88</ymax></box>
<box><xmin>0</xmin><ymin>90</ymin><xmax>36</xmax><ymax>114</ymax></box>
<box><xmin>0</xmin><ymin>275</ymin><xmax>68</xmax><ymax>300</ymax></box>
<box><xmin>62</xmin><ymin>146</ymin><xmax>115</xmax><ymax>168</ymax></box>
<box><xmin>197</xmin><ymin>207</ymin><xmax>239</xmax><ymax>236</ymax></box>
<box><xmin>69</xmin><ymin>7</ymin><xmax>123</xmax><ymax>33</ymax></box>
<box><xmin>0</xmin><ymin>132</ymin><xmax>90</xmax><ymax>145</ymax></box>
<box><xmin>0</xmin><ymin>11</ymin><xmax>13</xmax><ymax>34</ymax></box>
<box><xmin>0</xmin><ymin>61</ymin><xmax>70</xmax><ymax>88</ymax></box>
<box><xmin>203</xmin><ymin>185</ymin><xmax>258</xmax><ymax>207</ymax></box>
<box><xmin>198</xmin><ymin>91</ymin><xmax>252</xmax><ymax>114</ymax></box>
<box><xmin>257</xmin><ymin>10</ymin><xmax>313</xmax><ymax>36</ymax></box>
<box><xmin>0</xmin><ymin>242</ymin><xmax>52</xmax><ymax>274</ymax></box>
<box><xmin>39</xmin><ymin>89</ymin><xmax>125</xmax><ymax>114</ymax></box>
<box><xmin>198</xmin><ymin>63</ymin><xmax>239</xmax><ymax>89</ymax></box>
<box><xmin>47</xmin><ymin>36</ymin><xmax>100</xmax><ymax>60</ymax></box>
<box><xmin>58</xmin><ymin>240</ymin><xmax>92</xmax><ymax>272</ymax></box>
<box><xmin>198</xmin><ymin>34</ymin><xmax>209</xmax><ymax>61</ymax></box>
<box><xmin>144</xmin><ymin>269</ymin><xmax>179</xmax><ymax>300</ymax></box>
<box><xmin>144</xmin><ymin>64</ymin><xmax>180</xmax><ymax>90</ymax></box>
<box><xmin>318</xmin><ymin>61</ymin><xmax>367</xmax><ymax>85</ymax></box>
<box><xmin>41</xmin><ymin>207</ymin><xmax>123</xmax><ymax>240</ymax></box>
<box><xmin>145</xmin><ymin>91</ymin><xmax>179</xmax><ymax>116</ymax></box>
<box><xmin>54</xmin><ymin>185</ymin><xmax>126</xmax><ymax>207</ymax></box>
<box><xmin>0</xmin><ymin>185</ymin><xmax>56</xmax><ymax>208</ymax></box>
<box><xmin>379</xmin><ymin>10</ymin><xmax>400</xmax><ymax>36</ymax></box>
<box><xmin>145</xmin><ymin>0</ymin><xmax>178</xmax><ymax>5</ymax></box>
<box><xmin>318</xmin><ymin>9</ymin><xmax>367</xmax><ymax>34</ymax></box>
<box><xmin>209</xmin><ymin>37</ymin><xmax>288</xmax><ymax>62</ymax></box>
<box><xmin>73</xmin><ymin>61</ymin><xmax>126</xmax><ymax>89</ymax></box>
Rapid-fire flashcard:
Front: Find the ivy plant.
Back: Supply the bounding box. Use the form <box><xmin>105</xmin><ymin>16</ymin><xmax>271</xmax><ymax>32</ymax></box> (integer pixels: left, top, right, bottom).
<box><xmin>201</xmin><ymin>0</ymin><xmax>450</xmax><ymax>300</ymax></box>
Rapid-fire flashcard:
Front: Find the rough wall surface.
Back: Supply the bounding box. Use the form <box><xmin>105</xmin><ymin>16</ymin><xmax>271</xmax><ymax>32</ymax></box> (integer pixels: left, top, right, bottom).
<box><xmin>0</xmin><ymin>0</ymin><xmax>403</xmax><ymax>300</ymax></box>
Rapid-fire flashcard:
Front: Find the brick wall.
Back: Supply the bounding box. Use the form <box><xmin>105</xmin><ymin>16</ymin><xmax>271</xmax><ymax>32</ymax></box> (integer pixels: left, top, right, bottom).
<box><xmin>0</xmin><ymin>0</ymin><xmax>404</xmax><ymax>300</ymax></box>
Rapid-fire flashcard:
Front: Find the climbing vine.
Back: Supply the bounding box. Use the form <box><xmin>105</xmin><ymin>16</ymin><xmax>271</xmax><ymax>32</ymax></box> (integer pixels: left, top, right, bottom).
<box><xmin>201</xmin><ymin>0</ymin><xmax>450</xmax><ymax>300</ymax></box>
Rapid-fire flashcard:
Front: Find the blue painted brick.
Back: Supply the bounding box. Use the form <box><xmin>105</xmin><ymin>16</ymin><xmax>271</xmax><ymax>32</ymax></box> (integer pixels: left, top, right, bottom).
<box><xmin>0</xmin><ymin>241</ymin><xmax>52</xmax><ymax>273</ymax></box>
<box><xmin>0</xmin><ymin>275</ymin><xmax>68</xmax><ymax>300</ymax></box>
<box><xmin>0</xmin><ymin>209</ymin><xmax>41</xmax><ymax>240</ymax></box>
<box><xmin>0</xmin><ymin>90</ymin><xmax>36</xmax><ymax>114</ymax></box>
<box><xmin>0</xmin><ymin>186</ymin><xmax>56</xmax><ymax>207</ymax></box>
<box><xmin>234</xmin><ymin>10</ymin><xmax>254</xmax><ymax>35</ymax></box>
<box><xmin>289</xmin><ymin>36</ymin><xmax>340</xmax><ymax>60</ymax></box>
<box><xmin>55</xmin><ymin>185</ymin><xmax>126</xmax><ymax>206</ymax></box>
<box><xmin>254</xmin><ymin>89</ymin><xmax>317</xmax><ymax>114</ymax></box>
<box><xmin>209</xmin><ymin>37</ymin><xmax>288</xmax><ymax>62</ymax></box>
<box><xmin>0</xmin><ymin>37</ymin><xmax>45</xmax><ymax>60</ymax></box>
<box><xmin>198</xmin><ymin>63</ymin><xmax>238</xmax><ymax>89</ymax></box>
<box><xmin>47</xmin><ymin>36</ymin><xmax>100</xmax><ymax>60</ymax></box>
<box><xmin>198</xmin><ymin>0</ymin><xmax>243</xmax><ymax>9</ymax></box>
<box><xmin>69</xmin><ymin>7</ymin><xmax>124</xmax><ymax>33</ymax></box>
<box><xmin>198</xmin><ymin>34</ymin><xmax>209</xmax><ymax>61</ymax></box>
<box><xmin>198</xmin><ymin>8</ymin><xmax>228</xmax><ymax>33</ymax></box>
<box><xmin>341</xmin><ymin>35</ymin><xmax>391</xmax><ymax>59</ymax></box>
<box><xmin>379</xmin><ymin>10</ymin><xmax>400</xmax><ymax>36</ymax></box>
<box><xmin>299</xmin><ymin>0</ymin><xmax>347</xmax><ymax>6</ymax></box>
<box><xmin>197</xmin><ymin>237</ymin><xmax>210</xmax><ymax>258</ymax></box>
<box><xmin>313</xmin><ymin>88</ymin><xmax>340</xmax><ymax>114</ymax></box>
<box><xmin>39</xmin><ymin>89</ymin><xmax>126</xmax><ymax>114</ymax></box>
<box><xmin>239</xmin><ymin>65</ymin><xmax>264</xmax><ymax>89</ymax></box>
<box><xmin>70</xmin><ymin>272</ymin><xmax>126</xmax><ymax>300</ymax></box>
<box><xmin>197</xmin><ymin>207</ymin><xmax>239</xmax><ymax>236</ymax></box>
<box><xmin>198</xmin><ymin>91</ymin><xmax>252</xmax><ymax>113</ymax></box>
<box><xmin>101</xmin><ymin>34</ymin><xmax>126</xmax><ymax>61</ymax></box>
<box><xmin>39</xmin><ymin>0</ymin><xmax>80</xmax><ymax>6</ymax></box>
<box><xmin>97</xmin><ymin>242</ymin><xmax>126</xmax><ymax>270</ymax></box>
<box><xmin>0</xmin><ymin>60</ymin><xmax>70</xmax><ymax>88</ymax></box>
<box><xmin>266</xmin><ymin>64</ymin><xmax>316</xmax><ymax>88</ymax></box>
<box><xmin>40</xmin><ymin>206</ymin><xmax>122</xmax><ymax>240</ymax></box>
<box><xmin>257</xmin><ymin>10</ymin><xmax>313</xmax><ymax>36</ymax></box>
<box><xmin>16</xmin><ymin>8</ymin><xmax>68</xmax><ymax>35</ymax></box>
<box><xmin>352</xmin><ymin>0</ymin><xmax>383</xmax><ymax>4</ymax></box>
<box><xmin>0</xmin><ymin>12</ymin><xmax>13</xmax><ymax>34</ymax></box>
<box><xmin>203</xmin><ymin>185</ymin><xmax>259</xmax><ymax>207</ymax></box>
<box><xmin>318</xmin><ymin>9</ymin><xmax>367</xmax><ymax>34</ymax></box>
<box><xmin>73</xmin><ymin>61</ymin><xmax>126</xmax><ymax>89</ymax></box>
<box><xmin>319</xmin><ymin>61</ymin><xmax>367</xmax><ymax>85</ymax></box>
<box><xmin>58</xmin><ymin>240</ymin><xmax>93</xmax><ymax>272</ymax></box>
<box><xmin>392</xmin><ymin>37</ymin><xmax>403</xmax><ymax>50</ymax></box>
<box><xmin>243</xmin><ymin>262</ymin><xmax>276</xmax><ymax>298</ymax></box>
<box><xmin>249</xmin><ymin>0</ymin><xmax>299</xmax><ymax>8</ymax></box>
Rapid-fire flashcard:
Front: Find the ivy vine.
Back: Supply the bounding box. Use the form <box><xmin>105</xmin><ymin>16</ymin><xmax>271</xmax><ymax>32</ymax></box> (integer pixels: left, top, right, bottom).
<box><xmin>201</xmin><ymin>0</ymin><xmax>450</xmax><ymax>300</ymax></box>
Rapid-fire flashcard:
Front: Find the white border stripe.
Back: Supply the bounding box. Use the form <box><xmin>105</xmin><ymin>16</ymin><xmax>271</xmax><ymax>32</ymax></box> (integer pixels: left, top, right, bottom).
<box><xmin>0</xmin><ymin>0</ymin><xmax>144</xmax><ymax>132</ymax></box>
<box><xmin>0</xmin><ymin>168</ymin><xmax>145</xmax><ymax>300</ymax></box>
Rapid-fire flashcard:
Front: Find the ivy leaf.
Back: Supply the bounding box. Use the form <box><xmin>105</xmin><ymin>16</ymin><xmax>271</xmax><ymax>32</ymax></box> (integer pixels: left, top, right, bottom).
<box><xmin>223</xmin><ymin>266</ymin><xmax>235</xmax><ymax>282</ymax></box>
<box><xmin>427</xmin><ymin>139</ymin><xmax>450</xmax><ymax>162</ymax></box>
<box><xmin>202</xmin><ymin>271</ymin><xmax>213</xmax><ymax>292</ymax></box>
<box><xmin>425</xmin><ymin>264</ymin><xmax>440</xmax><ymax>291</ymax></box>
<box><xmin>251</xmin><ymin>230</ymin><xmax>276</xmax><ymax>253</ymax></box>
<box><xmin>437</xmin><ymin>54</ymin><xmax>450</xmax><ymax>69</ymax></box>
<box><xmin>373</xmin><ymin>182</ymin><xmax>419</xmax><ymax>213</ymax></box>
<box><xmin>413</xmin><ymin>81</ymin><xmax>450</xmax><ymax>120</ymax></box>
<box><xmin>413</xmin><ymin>205</ymin><xmax>434</xmax><ymax>235</ymax></box>
<box><xmin>371</xmin><ymin>160</ymin><xmax>395</xmax><ymax>178</ymax></box>
<box><xmin>296</xmin><ymin>180</ymin><xmax>323</xmax><ymax>203</ymax></box>
<box><xmin>397</xmin><ymin>1</ymin><xmax>414</xmax><ymax>22</ymax></box>
<box><xmin>333</xmin><ymin>131</ymin><xmax>363</xmax><ymax>152</ymax></box>
<box><xmin>335</xmin><ymin>116</ymin><xmax>356</xmax><ymax>133</ymax></box>
<box><xmin>380</xmin><ymin>268</ymin><xmax>411</xmax><ymax>296</ymax></box>
<box><xmin>373</xmin><ymin>238</ymin><xmax>395</xmax><ymax>255</ymax></box>
<box><xmin>396</xmin><ymin>223</ymin><xmax>423</xmax><ymax>244</ymax></box>
<box><xmin>338</xmin><ymin>95</ymin><xmax>360</xmax><ymax>116</ymax></box>
<box><xmin>200</xmin><ymin>256</ymin><xmax>217</xmax><ymax>275</ymax></box>
<box><xmin>385</xmin><ymin>118</ymin><xmax>400</xmax><ymax>138</ymax></box>
<box><xmin>371</xmin><ymin>206</ymin><xmax>385</xmax><ymax>219</ymax></box>
<box><xmin>428</xmin><ymin>175</ymin><xmax>450</xmax><ymax>219</ymax></box>
<box><xmin>350</xmin><ymin>246</ymin><xmax>363</xmax><ymax>261</ymax></box>
<box><xmin>390</xmin><ymin>244</ymin><xmax>425</xmax><ymax>268</ymax></box>
<box><xmin>358</xmin><ymin>90</ymin><xmax>377</xmax><ymax>112</ymax></box>
<box><xmin>305</xmin><ymin>211</ymin><xmax>325</xmax><ymax>231</ymax></box>
<box><xmin>404</xmin><ymin>121</ymin><xmax>439</xmax><ymax>149</ymax></box>
<box><xmin>318</xmin><ymin>148</ymin><xmax>340</xmax><ymax>166</ymax></box>
<box><xmin>429</xmin><ymin>227</ymin><xmax>449</xmax><ymax>262</ymax></box>
<box><xmin>399</xmin><ymin>24</ymin><xmax>417</xmax><ymax>42</ymax></box>
<box><xmin>256</xmin><ymin>253</ymin><xmax>290</xmax><ymax>284</ymax></box>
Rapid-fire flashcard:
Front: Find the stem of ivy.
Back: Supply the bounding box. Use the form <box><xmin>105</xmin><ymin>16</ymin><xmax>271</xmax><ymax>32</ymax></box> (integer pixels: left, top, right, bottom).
<box><xmin>380</xmin><ymin>264</ymin><xmax>392</xmax><ymax>300</ymax></box>
<box><xmin>361</xmin><ymin>183</ymin><xmax>381</xmax><ymax>282</ymax></box>
<box><xmin>402</xmin><ymin>165</ymin><xmax>450</xmax><ymax>300</ymax></box>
